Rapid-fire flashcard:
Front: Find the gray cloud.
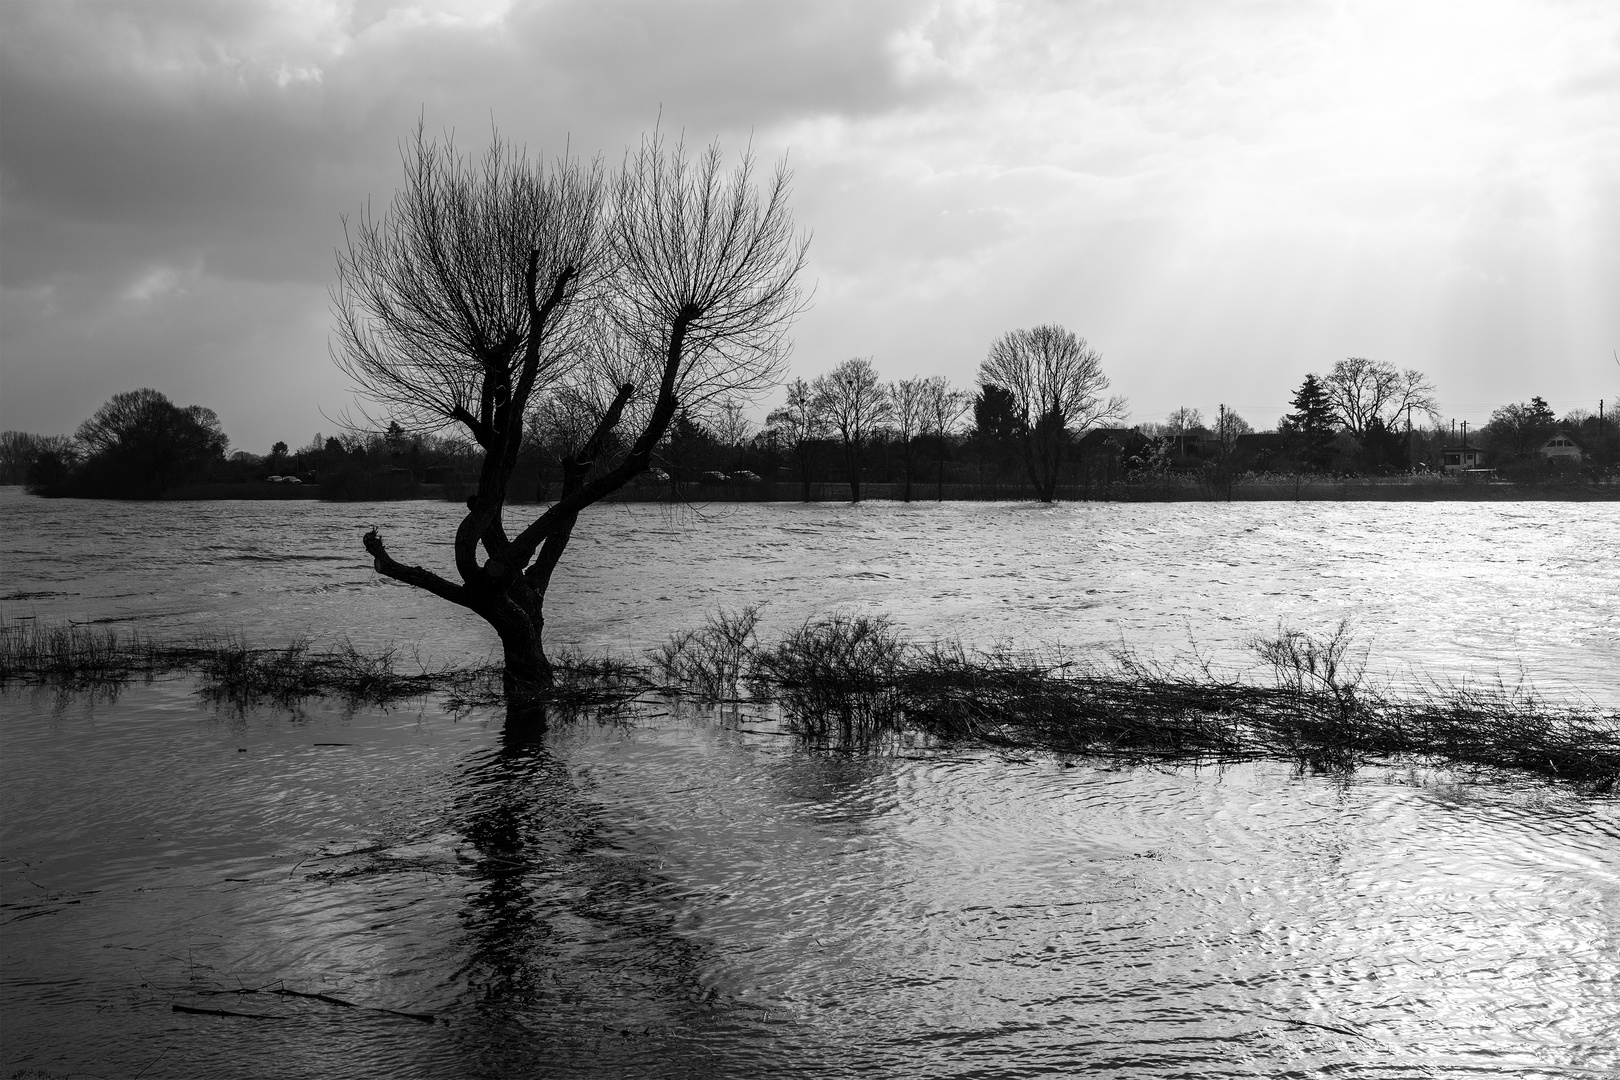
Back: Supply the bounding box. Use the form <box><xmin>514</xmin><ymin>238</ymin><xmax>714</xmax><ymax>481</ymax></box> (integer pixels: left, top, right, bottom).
<box><xmin>2</xmin><ymin>0</ymin><xmax>1616</xmax><ymax>449</ymax></box>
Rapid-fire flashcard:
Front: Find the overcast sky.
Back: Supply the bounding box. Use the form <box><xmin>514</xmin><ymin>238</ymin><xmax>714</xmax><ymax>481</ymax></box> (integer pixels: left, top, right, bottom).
<box><xmin>3</xmin><ymin>0</ymin><xmax>1617</xmax><ymax>453</ymax></box>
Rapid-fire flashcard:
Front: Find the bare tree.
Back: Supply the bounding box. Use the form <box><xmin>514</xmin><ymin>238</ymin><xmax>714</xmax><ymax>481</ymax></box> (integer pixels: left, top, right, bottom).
<box><xmin>337</xmin><ymin>126</ymin><xmax>808</xmax><ymax>705</ymax></box>
<box><xmin>813</xmin><ymin>357</ymin><xmax>892</xmax><ymax>502</ymax></box>
<box><xmin>1166</xmin><ymin>406</ymin><xmax>1203</xmax><ymax>437</ymax></box>
<box><xmin>1321</xmin><ymin>357</ymin><xmax>1438</xmax><ymax>437</ymax></box>
<box><xmin>72</xmin><ymin>388</ymin><xmax>229</xmax><ymax>495</ymax></box>
<box><xmin>0</xmin><ymin>432</ymin><xmax>76</xmax><ymax>485</ymax></box>
<box><xmin>766</xmin><ymin>377</ymin><xmax>825</xmax><ymax>501</ymax></box>
<box><xmin>888</xmin><ymin>376</ymin><xmax>929</xmax><ymax>502</ymax></box>
<box><xmin>919</xmin><ymin>375</ymin><xmax>971</xmax><ymax>500</ymax></box>
<box><xmin>711</xmin><ymin>397</ymin><xmax>753</xmax><ymax>469</ymax></box>
<box><xmin>1214</xmin><ymin>405</ymin><xmax>1252</xmax><ymax>453</ymax></box>
<box><xmin>978</xmin><ymin>325</ymin><xmax>1125</xmax><ymax>502</ymax></box>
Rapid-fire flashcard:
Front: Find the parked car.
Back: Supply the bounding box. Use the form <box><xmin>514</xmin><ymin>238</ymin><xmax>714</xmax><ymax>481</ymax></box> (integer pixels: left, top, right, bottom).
<box><xmin>731</xmin><ymin>470</ymin><xmax>762</xmax><ymax>483</ymax></box>
<box><xmin>646</xmin><ymin>468</ymin><xmax>670</xmax><ymax>482</ymax></box>
<box><xmin>700</xmin><ymin>471</ymin><xmax>729</xmax><ymax>483</ymax></box>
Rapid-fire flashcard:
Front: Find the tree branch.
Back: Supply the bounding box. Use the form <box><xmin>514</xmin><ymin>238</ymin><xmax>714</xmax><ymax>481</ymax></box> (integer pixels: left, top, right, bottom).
<box><xmin>363</xmin><ymin>529</ymin><xmax>471</xmax><ymax>608</ymax></box>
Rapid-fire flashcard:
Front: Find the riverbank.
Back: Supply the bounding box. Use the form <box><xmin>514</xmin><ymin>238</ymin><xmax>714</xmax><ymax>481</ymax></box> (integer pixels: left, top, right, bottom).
<box><xmin>27</xmin><ymin>475</ymin><xmax>1616</xmax><ymax>502</ymax></box>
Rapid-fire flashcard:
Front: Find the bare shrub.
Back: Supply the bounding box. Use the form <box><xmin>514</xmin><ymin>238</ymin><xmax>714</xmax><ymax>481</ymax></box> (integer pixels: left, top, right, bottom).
<box><xmin>649</xmin><ymin>606</ymin><xmax>761</xmax><ymax>700</ymax></box>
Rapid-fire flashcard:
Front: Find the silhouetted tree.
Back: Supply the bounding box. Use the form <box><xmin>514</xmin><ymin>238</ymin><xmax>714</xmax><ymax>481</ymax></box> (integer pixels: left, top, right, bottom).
<box><xmin>1</xmin><ymin>432</ymin><xmax>76</xmax><ymax>485</ymax></box>
<box><xmin>919</xmin><ymin>376</ymin><xmax>970</xmax><ymax>500</ymax></box>
<box><xmin>1165</xmin><ymin>406</ymin><xmax>1203</xmax><ymax>458</ymax></box>
<box><xmin>1279</xmin><ymin>374</ymin><xmax>1336</xmax><ymax>472</ymax></box>
<box><xmin>888</xmin><ymin>376</ymin><xmax>929</xmax><ymax>502</ymax></box>
<box><xmin>1213</xmin><ymin>406</ymin><xmax>1253</xmax><ymax>452</ymax></box>
<box><xmin>335</xmin><ymin>125</ymin><xmax>807</xmax><ymax>703</ymax></box>
<box><xmin>813</xmin><ymin>357</ymin><xmax>891</xmax><ymax>502</ymax></box>
<box><xmin>1485</xmin><ymin>396</ymin><xmax>1558</xmax><ymax>459</ymax></box>
<box><xmin>766</xmin><ymin>377</ymin><xmax>826</xmax><ymax>501</ymax></box>
<box><xmin>59</xmin><ymin>388</ymin><xmax>228</xmax><ymax>497</ymax></box>
<box><xmin>710</xmin><ymin>397</ymin><xmax>753</xmax><ymax>471</ymax></box>
<box><xmin>979</xmin><ymin>325</ymin><xmax>1125</xmax><ymax>502</ymax></box>
<box><xmin>1321</xmin><ymin>357</ymin><xmax>1438</xmax><ymax>438</ymax></box>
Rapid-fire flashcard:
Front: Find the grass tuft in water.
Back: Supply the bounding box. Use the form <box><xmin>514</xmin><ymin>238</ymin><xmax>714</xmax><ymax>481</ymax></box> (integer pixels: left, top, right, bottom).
<box><xmin>650</xmin><ymin>610</ymin><xmax>1619</xmax><ymax>790</ymax></box>
<box><xmin>0</xmin><ymin>617</ymin><xmax>496</xmax><ymax>712</ymax></box>
<box><xmin>6</xmin><ymin>613</ymin><xmax>1614</xmax><ymax>789</ymax></box>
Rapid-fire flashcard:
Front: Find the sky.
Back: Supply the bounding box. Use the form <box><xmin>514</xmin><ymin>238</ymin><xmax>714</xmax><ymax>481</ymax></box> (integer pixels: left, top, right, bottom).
<box><xmin>2</xmin><ymin>0</ymin><xmax>1618</xmax><ymax>454</ymax></box>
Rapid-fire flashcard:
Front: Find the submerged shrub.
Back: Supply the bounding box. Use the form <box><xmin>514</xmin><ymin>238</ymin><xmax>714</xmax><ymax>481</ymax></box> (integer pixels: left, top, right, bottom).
<box><xmin>754</xmin><ymin>613</ymin><xmax>910</xmax><ymax>743</ymax></box>
<box><xmin>5</xmin><ymin>613</ymin><xmax>1615</xmax><ymax>790</ymax></box>
<box><xmin>649</xmin><ymin>606</ymin><xmax>761</xmax><ymax>700</ymax></box>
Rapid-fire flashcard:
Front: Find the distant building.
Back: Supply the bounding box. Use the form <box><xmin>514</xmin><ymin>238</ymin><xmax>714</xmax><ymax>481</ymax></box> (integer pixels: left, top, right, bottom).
<box><xmin>1537</xmin><ymin>432</ymin><xmax>1585</xmax><ymax>463</ymax></box>
<box><xmin>1441</xmin><ymin>442</ymin><xmax>1485</xmax><ymax>473</ymax></box>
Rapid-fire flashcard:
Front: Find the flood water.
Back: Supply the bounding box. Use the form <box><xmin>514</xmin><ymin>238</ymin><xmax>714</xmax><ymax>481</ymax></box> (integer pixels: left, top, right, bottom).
<box><xmin>3</xmin><ymin>489</ymin><xmax>1618</xmax><ymax>1077</ymax></box>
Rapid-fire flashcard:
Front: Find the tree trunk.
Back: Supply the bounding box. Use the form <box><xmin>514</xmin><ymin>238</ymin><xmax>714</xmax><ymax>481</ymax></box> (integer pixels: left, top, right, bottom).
<box><xmin>845</xmin><ymin>441</ymin><xmax>861</xmax><ymax>502</ymax></box>
<box><xmin>902</xmin><ymin>437</ymin><xmax>913</xmax><ymax>502</ymax></box>
<box><xmin>488</xmin><ymin>600</ymin><xmax>555</xmax><ymax>705</ymax></box>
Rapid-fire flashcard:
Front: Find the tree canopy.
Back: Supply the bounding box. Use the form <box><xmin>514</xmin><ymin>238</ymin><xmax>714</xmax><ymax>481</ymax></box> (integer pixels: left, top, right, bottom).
<box><xmin>333</xmin><ymin>124</ymin><xmax>809</xmax><ymax>704</ymax></box>
<box><xmin>65</xmin><ymin>389</ymin><xmax>228</xmax><ymax>496</ymax></box>
<box><xmin>1321</xmin><ymin>357</ymin><xmax>1437</xmax><ymax>436</ymax></box>
<box><xmin>978</xmin><ymin>324</ymin><xmax>1125</xmax><ymax>501</ymax></box>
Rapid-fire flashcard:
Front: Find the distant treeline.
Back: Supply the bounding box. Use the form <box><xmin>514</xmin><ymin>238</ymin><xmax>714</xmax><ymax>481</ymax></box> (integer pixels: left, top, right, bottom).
<box><xmin>3</xmin><ymin>367</ymin><xmax>1615</xmax><ymax>502</ymax></box>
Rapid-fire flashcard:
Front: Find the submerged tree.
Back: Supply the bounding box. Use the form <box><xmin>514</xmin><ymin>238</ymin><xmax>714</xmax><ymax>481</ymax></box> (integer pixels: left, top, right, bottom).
<box><xmin>813</xmin><ymin>357</ymin><xmax>892</xmax><ymax>502</ymax></box>
<box><xmin>978</xmin><ymin>325</ymin><xmax>1125</xmax><ymax>502</ymax></box>
<box><xmin>335</xmin><ymin>126</ymin><xmax>808</xmax><ymax>703</ymax></box>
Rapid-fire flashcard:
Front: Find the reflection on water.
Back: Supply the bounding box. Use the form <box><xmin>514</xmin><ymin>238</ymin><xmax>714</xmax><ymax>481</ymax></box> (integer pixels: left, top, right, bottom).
<box><xmin>4</xmin><ymin>685</ymin><xmax>1616</xmax><ymax>1078</ymax></box>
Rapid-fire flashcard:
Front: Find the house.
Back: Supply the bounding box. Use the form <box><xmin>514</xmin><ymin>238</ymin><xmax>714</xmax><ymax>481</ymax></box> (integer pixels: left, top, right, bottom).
<box><xmin>1441</xmin><ymin>442</ymin><xmax>1485</xmax><ymax>473</ymax></box>
<box><xmin>1537</xmin><ymin>432</ymin><xmax>1585</xmax><ymax>463</ymax></box>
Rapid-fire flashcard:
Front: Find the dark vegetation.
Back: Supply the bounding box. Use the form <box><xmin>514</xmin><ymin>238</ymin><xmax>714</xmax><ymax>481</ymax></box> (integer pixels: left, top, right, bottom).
<box><xmin>6</xmin><ymin>613</ymin><xmax>1614</xmax><ymax>793</ymax></box>
<box><xmin>6</xmin><ymin>380</ymin><xmax>1611</xmax><ymax>505</ymax></box>
<box><xmin>329</xmin><ymin>124</ymin><xmax>808</xmax><ymax>700</ymax></box>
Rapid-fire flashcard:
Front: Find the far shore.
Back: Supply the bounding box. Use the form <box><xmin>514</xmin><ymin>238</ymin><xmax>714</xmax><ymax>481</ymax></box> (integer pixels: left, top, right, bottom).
<box><xmin>62</xmin><ymin>477</ymin><xmax>1620</xmax><ymax>503</ymax></box>
<box><xmin>6</xmin><ymin>478</ymin><xmax>1617</xmax><ymax>503</ymax></box>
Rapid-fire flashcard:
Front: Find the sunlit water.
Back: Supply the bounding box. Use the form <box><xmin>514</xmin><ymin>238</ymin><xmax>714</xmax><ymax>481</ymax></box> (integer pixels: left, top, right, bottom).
<box><xmin>3</xmin><ymin>489</ymin><xmax>1617</xmax><ymax>697</ymax></box>
<box><xmin>2</xmin><ymin>489</ymin><xmax>1618</xmax><ymax>1077</ymax></box>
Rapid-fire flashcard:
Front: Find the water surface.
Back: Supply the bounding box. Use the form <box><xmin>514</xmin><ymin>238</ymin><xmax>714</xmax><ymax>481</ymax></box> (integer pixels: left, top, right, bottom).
<box><xmin>2</xmin><ymin>490</ymin><xmax>1616</xmax><ymax>1077</ymax></box>
<box><xmin>3</xmin><ymin>490</ymin><xmax>1615</xmax><ymax>699</ymax></box>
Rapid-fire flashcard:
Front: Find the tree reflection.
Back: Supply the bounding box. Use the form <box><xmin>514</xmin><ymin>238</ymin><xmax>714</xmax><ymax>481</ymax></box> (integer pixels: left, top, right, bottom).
<box><xmin>444</xmin><ymin>699</ymin><xmax>771</xmax><ymax>1075</ymax></box>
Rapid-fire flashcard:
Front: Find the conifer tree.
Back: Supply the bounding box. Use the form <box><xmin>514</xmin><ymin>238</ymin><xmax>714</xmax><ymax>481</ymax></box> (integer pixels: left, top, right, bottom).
<box><xmin>1281</xmin><ymin>374</ymin><xmax>1336</xmax><ymax>472</ymax></box>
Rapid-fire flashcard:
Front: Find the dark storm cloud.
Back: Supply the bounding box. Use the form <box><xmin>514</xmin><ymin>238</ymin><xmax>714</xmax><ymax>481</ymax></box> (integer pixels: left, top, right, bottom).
<box><xmin>0</xmin><ymin>0</ymin><xmax>932</xmax><ymax>445</ymax></box>
<box><xmin>0</xmin><ymin>0</ymin><xmax>927</xmax><ymax>289</ymax></box>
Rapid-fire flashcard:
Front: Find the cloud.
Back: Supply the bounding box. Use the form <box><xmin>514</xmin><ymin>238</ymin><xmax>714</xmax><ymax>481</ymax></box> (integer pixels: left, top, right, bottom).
<box><xmin>2</xmin><ymin>0</ymin><xmax>1617</xmax><ymax>448</ymax></box>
